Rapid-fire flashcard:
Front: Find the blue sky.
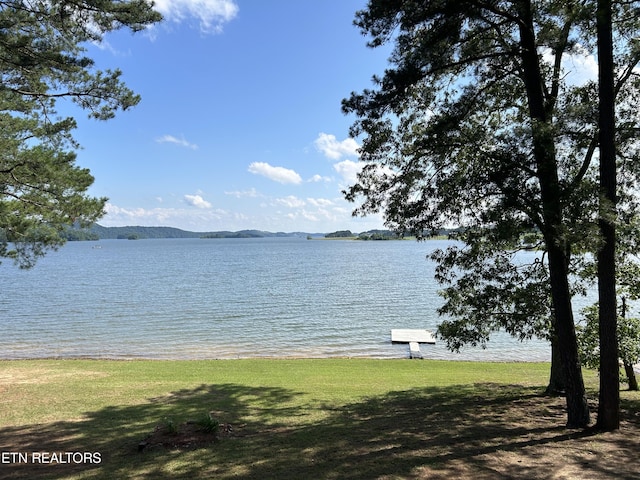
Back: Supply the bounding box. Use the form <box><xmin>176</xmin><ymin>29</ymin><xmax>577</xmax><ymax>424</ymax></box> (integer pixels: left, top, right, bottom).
<box><xmin>69</xmin><ymin>0</ymin><xmax>393</xmax><ymax>233</ymax></box>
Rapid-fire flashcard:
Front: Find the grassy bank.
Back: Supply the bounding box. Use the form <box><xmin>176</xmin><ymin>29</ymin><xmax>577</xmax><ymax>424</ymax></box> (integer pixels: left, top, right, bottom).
<box><xmin>0</xmin><ymin>359</ymin><xmax>637</xmax><ymax>479</ymax></box>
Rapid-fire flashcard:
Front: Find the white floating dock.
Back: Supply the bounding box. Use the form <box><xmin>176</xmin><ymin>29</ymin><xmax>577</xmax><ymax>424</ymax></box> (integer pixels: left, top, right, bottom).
<box><xmin>391</xmin><ymin>329</ymin><xmax>435</xmax><ymax>359</ymax></box>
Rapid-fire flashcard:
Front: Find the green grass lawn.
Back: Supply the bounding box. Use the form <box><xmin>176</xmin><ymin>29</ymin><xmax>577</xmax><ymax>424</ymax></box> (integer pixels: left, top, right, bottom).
<box><xmin>0</xmin><ymin>359</ymin><xmax>637</xmax><ymax>480</ymax></box>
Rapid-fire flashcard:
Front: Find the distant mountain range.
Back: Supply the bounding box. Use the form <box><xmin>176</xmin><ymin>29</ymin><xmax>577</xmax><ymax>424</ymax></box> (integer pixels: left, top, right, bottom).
<box><xmin>64</xmin><ymin>224</ymin><xmax>327</xmax><ymax>240</ymax></box>
<box><xmin>63</xmin><ymin>225</ymin><xmax>453</xmax><ymax>241</ymax></box>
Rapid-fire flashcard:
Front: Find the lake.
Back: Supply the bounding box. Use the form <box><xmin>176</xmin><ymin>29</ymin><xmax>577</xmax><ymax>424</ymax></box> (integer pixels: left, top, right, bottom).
<box><xmin>0</xmin><ymin>237</ymin><xmax>553</xmax><ymax>361</ymax></box>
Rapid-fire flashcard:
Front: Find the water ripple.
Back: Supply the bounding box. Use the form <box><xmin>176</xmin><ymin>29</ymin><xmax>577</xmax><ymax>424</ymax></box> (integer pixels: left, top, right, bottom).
<box><xmin>0</xmin><ymin>238</ymin><xmax>553</xmax><ymax>361</ymax></box>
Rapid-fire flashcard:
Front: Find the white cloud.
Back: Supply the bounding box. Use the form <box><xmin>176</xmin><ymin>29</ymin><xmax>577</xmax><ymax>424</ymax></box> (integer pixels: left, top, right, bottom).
<box><xmin>564</xmin><ymin>51</ymin><xmax>598</xmax><ymax>86</ymax></box>
<box><xmin>104</xmin><ymin>203</ymin><xmax>156</xmax><ymax>222</ymax></box>
<box><xmin>314</xmin><ymin>133</ymin><xmax>359</xmax><ymax>160</ymax></box>
<box><xmin>248</xmin><ymin>162</ymin><xmax>303</xmax><ymax>185</ymax></box>
<box><xmin>225</xmin><ymin>188</ymin><xmax>260</xmax><ymax>198</ymax></box>
<box><xmin>307</xmin><ymin>198</ymin><xmax>333</xmax><ymax>207</ymax></box>
<box><xmin>156</xmin><ymin>134</ymin><xmax>198</xmax><ymax>150</ymax></box>
<box><xmin>184</xmin><ymin>194</ymin><xmax>212</xmax><ymax>208</ymax></box>
<box><xmin>277</xmin><ymin>204</ymin><xmax>350</xmax><ymax>226</ymax></box>
<box><xmin>103</xmin><ymin>202</ymin><xmax>227</xmax><ymax>228</ymax></box>
<box><xmin>541</xmin><ymin>45</ymin><xmax>598</xmax><ymax>86</ymax></box>
<box><xmin>153</xmin><ymin>0</ymin><xmax>238</xmax><ymax>34</ymax></box>
<box><xmin>308</xmin><ymin>174</ymin><xmax>332</xmax><ymax>183</ymax></box>
<box><xmin>275</xmin><ymin>196</ymin><xmax>306</xmax><ymax>208</ymax></box>
<box><xmin>333</xmin><ymin>159</ymin><xmax>362</xmax><ymax>184</ymax></box>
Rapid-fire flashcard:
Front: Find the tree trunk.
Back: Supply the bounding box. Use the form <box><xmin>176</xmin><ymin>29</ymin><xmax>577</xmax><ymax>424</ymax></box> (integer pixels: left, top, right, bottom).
<box><xmin>596</xmin><ymin>0</ymin><xmax>620</xmax><ymax>431</ymax></box>
<box><xmin>516</xmin><ymin>0</ymin><xmax>589</xmax><ymax>428</ymax></box>
<box><xmin>546</xmin><ymin>328</ymin><xmax>566</xmax><ymax>395</ymax></box>
<box><xmin>623</xmin><ymin>361</ymin><xmax>638</xmax><ymax>391</ymax></box>
<box><xmin>547</xmin><ymin>243</ymin><xmax>590</xmax><ymax>427</ymax></box>
<box><xmin>620</xmin><ymin>298</ymin><xmax>637</xmax><ymax>391</ymax></box>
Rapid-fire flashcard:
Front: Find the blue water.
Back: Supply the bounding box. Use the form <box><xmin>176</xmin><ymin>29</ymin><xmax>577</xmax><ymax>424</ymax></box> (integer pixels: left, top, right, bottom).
<box><xmin>0</xmin><ymin>237</ymin><xmax>553</xmax><ymax>361</ymax></box>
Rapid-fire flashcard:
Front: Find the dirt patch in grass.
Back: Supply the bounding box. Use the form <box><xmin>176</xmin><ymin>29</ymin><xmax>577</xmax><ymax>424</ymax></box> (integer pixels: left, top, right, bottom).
<box><xmin>138</xmin><ymin>420</ymin><xmax>233</xmax><ymax>451</ymax></box>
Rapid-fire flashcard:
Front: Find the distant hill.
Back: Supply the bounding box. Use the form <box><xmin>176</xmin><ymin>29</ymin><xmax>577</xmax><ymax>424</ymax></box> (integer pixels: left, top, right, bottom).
<box><xmin>356</xmin><ymin>230</ymin><xmax>400</xmax><ymax>240</ymax></box>
<box><xmin>324</xmin><ymin>229</ymin><xmax>458</xmax><ymax>240</ymax></box>
<box><xmin>63</xmin><ymin>224</ymin><xmax>326</xmax><ymax>240</ymax></box>
<box><xmin>324</xmin><ymin>230</ymin><xmax>356</xmax><ymax>238</ymax></box>
<box><xmin>88</xmin><ymin>224</ymin><xmax>199</xmax><ymax>240</ymax></box>
<box><xmin>324</xmin><ymin>229</ymin><xmax>401</xmax><ymax>240</ymax></box>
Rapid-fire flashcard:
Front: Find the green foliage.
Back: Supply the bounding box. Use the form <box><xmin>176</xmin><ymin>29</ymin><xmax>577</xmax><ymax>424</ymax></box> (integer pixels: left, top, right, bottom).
<box><xmin>342</xmin><ymin>2</ymin><xmax>640</xmax><ymax>426</ymax></box>
<box><xmin>62</xmin><ymin>227</ymin><xmax>99</xmax><ymax>241</ymax></box>
<box><xmin>92</xmin><ymin>224</ymin><xmax>201</xmax><ymax>239</ymax></box>
<box><xmin>521</xmin><ymin>232</ymin><xmax>543</xmax><ymax>249</ymax></box>
<box><xmin>577</xmin><ymin>303</ymin><xmax>640</xmax><ymax>373</ymax></box>
<box><xmin>357</xmin><ymin>229</ymin><xmax>399</xmax><ymax>240</ymax></box>
<box><xmin>325</xmin><ymin>230</ymin><xmax>355</xmax><ymax>238</ymax></box>
<box><xmin>0</xmin><ymin>0</ymin><xmax>161</xmax><ymax>268</ymax></box>
<box><xmin>201</xmin><ymin>230</ymin><xmax>265</xmax><ymax>238</ymax></box>
<box><xmin>618</xmin><ymin>315</ymin><xmax>640</xmax><ymax>369</ymax></box>
<box><xmin>577</xmin><ymin>222</ymin><xmax>640</xmax><ymax>389</ymax></box>
<box><xmin>161</xmin><ymin>417</ymin><xmax>179</xmax><ymax>435</ymax></box>
<box><xmin>342</xmin><ymin>0</ymin><xmax>640</xmax><ymax>356</ymax></box>
<box><xmin>196</xmin><ymin>413</ymin><xmax>220</xmax><ymax>435</ymax></box>
<box><xmin>434</xmin><ymin>241</ymin><xmax>553</xmax><ymax>351</ymax></box>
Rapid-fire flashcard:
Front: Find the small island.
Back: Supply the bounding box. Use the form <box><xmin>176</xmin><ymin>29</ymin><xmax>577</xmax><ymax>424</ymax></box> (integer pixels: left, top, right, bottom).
<box><xmin>323</xmin><ymin>229</ymin><xmax>408</xmax><ymax>240</ymax></box>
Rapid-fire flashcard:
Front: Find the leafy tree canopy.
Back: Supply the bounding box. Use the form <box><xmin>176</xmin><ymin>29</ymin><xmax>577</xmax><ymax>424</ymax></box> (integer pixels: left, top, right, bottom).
<box><xmin>343</xmin><ymin>0</ymin><xmax>640</xmax><ymax>427</ymax></box>
<box><xmin>343</xmin><ymin>0</ymin><xmax>640</xmax><ymax>353</ymax></box>
<box><xmin>0</xmin><ymin>0</ymin><xmax>161</xmax><ymax>267</ymax></box>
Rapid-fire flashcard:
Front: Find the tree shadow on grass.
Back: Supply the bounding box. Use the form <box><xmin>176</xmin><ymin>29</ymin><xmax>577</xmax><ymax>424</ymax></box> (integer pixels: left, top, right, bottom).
<box><xmin>0</xmin><ymin>383</ymin><xmax>638</xmax><ymax>480</ymax></box>
<box><xmin>0</xmin><ymin>383</ymin><xmax>302</xmax><ymax>480</ymax></box>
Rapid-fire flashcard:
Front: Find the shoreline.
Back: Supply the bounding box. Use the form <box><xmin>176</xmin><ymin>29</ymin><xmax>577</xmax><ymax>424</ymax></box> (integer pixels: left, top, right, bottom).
<box><xmin>0</xmin><ymin>335</ymin><xmax>553</xmax><ymax>363</ymax></box>
<box><xmin>0</xmin><ymin>341</ymin><xmax>552</xmax><ymax>363</ymax></box>
<box><xmin>0</xmin><ymin>355</ymin><xmax>551</xmax><ymax>363</ymax></box>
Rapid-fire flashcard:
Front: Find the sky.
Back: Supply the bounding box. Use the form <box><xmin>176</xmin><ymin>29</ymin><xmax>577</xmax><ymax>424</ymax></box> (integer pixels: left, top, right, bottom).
<box><xmin>68</xmin><ymin>0</ymin><xmax>393</xmax><ymax>233</ymax></box>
